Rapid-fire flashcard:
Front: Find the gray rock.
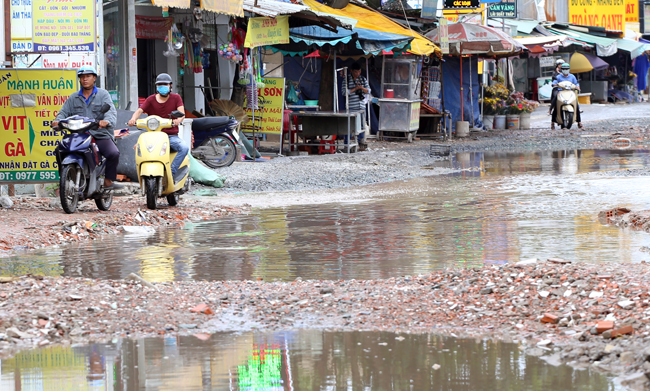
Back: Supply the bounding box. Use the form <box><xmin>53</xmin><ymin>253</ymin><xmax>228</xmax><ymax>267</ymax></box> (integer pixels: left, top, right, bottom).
<box><xmin>6</xmin><ymin>327</ymin><xmax>29</xmax><ymax>339</ymax></box>
<box><xmin>479</xmin><ymin>287</ymin><xmax>493</xmax><ymax>295</ymax></box>
<box><xmin>179</xmin><ymin>324</ymin><xmax>198</xmax><ymax>329</ymax></box>
<box><xmin>0</xmin><ymin>196</ymin><xmax>13</xmax><ymax>208</ymax></box>
<box><xmin>320</xmin><ymin>287</ymin><xmax>334</xmax><ymax>294</ymax></box>
<box><xmin>602</xmin><ymin>330</ymin><xmax>612</xmax><ymax>339</ymax></box>
<box><xmin>617</xmin><ymin>300</ymin><xmax>635</xmax><ymax>310</ymax></box>
<box><xmin>620</xmin><ymin>351</ymin><xmax>635</xmax><ymax>365</ymax></box>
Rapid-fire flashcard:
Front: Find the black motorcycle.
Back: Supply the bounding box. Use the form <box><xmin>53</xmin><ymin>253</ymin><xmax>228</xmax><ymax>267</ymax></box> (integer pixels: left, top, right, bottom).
<box><xmin>56</xmin><ymin>103</ymin><xmax>114</xmax><ymax>214</ymax></box>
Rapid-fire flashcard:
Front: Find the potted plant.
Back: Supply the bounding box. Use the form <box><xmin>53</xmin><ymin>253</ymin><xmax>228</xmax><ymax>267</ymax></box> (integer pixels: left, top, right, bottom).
<box><xmin>480</xmin><ymin>97</ymin><xmax>499</xmax><ymax>129</ymax></box>
<box><xmin>484</xmin><ymin>83</ymin><xmax>511</xmax><ymax>130</ymax></box>
<box><xmin>519</xmin><ymin>99</ymin><xmax>539</xmax><ymax>130</ymax></box>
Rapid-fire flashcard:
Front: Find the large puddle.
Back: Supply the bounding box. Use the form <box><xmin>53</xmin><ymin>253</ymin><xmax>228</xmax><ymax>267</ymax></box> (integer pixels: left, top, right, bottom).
<box><xmin>2</xmin><ymin>149</ymin><xmax>650</xmax><ymax>282</ymax></box>
<box><xmin>0</xmin><ymin>330</ymin><xmax>621</xmax><ymax>390</ymax></box>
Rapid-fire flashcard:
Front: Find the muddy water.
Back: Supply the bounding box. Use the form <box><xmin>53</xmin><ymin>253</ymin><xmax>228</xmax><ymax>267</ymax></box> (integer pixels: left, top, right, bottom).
<box><xmin>2</xmin><ymin>149</ymin><xmax>649</xmax><ymax>282</ymax></box>
<box><xmin>0</xmin><ymin>330</ymin><xmax>620</xmax><ymax>390</ymax></box>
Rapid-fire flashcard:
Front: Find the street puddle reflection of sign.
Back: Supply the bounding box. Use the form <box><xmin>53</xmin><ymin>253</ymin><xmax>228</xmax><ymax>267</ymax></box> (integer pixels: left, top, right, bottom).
<box><xmin>612</xmin><ymin>138</ymin><xmax>631</xmax><ymax>150</ymax></box>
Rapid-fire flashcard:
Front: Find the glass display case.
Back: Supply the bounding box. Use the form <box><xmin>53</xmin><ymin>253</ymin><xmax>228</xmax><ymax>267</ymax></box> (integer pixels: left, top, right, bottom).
<box><xmin>381</xmin><ymin>57</ymin><xmax>422</xmax><ymax>100</ymax></box>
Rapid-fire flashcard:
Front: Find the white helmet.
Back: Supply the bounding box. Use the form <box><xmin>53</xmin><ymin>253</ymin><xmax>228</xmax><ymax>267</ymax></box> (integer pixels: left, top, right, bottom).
<box><xmin>556</xmin><ymin>59</ymin><xmax>565</xmax><ymax>65</ymax></box>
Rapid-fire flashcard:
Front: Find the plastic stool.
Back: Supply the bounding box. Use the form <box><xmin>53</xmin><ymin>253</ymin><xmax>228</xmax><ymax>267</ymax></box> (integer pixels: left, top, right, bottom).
<box><xmin>319</xmin><ymin>136</ymin><xmax>337</xmax><ymax>154</ymax></box>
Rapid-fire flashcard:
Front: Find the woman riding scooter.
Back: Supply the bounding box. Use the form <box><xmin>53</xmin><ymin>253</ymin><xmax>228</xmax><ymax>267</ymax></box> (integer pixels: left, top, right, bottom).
<box><xmin>550</xmin><ymin>63</ymin><xmax>583</xmax><ymax>130</ymax></box>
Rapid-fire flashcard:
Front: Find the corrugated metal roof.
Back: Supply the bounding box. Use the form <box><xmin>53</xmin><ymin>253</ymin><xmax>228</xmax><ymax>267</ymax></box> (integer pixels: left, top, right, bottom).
<box><xmin>242</xmin><ymin>0</ymin><xmax>309</xmax><ymax>17</ymax></box>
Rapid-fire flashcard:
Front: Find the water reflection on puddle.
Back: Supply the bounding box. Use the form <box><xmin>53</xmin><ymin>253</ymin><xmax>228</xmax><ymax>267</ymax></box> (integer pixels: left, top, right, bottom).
<box><xmin>0</xmin><ymin>331</ymin><xmax>620</xmax><ymax>390</ymax></box>
<box><xmin>2</xmin><ymin>149</ymin><xmax>650</xmax><ymax>282</ymax></box>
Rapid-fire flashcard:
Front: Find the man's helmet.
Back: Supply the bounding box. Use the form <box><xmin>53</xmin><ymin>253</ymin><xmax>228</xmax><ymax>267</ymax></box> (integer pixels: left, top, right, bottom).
<box><xmin>77</xmin><ymin>65</ymin><xmax>98</xmax><ymax>77</ymax></box>
<box><xmin>155</xmin><ymin>73</ymin><xmax>173</xmax><ymax>85</ymax></box>
<box><xmin>560</xmin><ymin>63</ymin><xmax>570</xmax><ymax>70</ymax></box>
<box><xmin>556</xmin><ymin>59</ymin><xmax>565</xmax><ymax>65</ymax></box>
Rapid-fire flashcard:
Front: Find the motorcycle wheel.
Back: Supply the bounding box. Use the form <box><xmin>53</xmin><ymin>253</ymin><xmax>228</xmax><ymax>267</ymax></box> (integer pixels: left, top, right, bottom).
<box><xmin>167</xmin><ymin>193</ymin><xmax>179</xmax><ymax>206</ymax></box>
<box><xmin>199</xmin><ymin>135</ymin><xmax>237</xmax><ymax>168</ymax></box>
<box><xmin>95</xmin><ymin>190</ymin><xmax>113</xmax><ymax>211</ymax></box>
<box><xmin>145</xmin><ymin>176</ymin><xmax>158</xmax><ymax>210</ymax></box>
<box><xmin>562</xmin><ymin>111</ymin><xmax>574</xmax><ymax>129</ymax></box>
<box><xmin>59</xmin><ymin>165</ymin><xmax>79</xmax><ymax>214</ymax></box>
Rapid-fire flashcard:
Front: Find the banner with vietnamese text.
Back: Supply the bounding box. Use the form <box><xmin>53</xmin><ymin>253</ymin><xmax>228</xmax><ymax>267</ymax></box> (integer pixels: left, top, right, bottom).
<box><xmin>0</xmin><ymin>69</ymin><xmax>77</xmax><ymax>183</ymax></box>
<box><xmin>32</xmin><ymin>0</ymin><xmax>96</xmax><ymax>52</ymax></box>
<box><xmin>243</xmin><ymin>78</ymin><xmax>285</xmax><ymax>135</ymax></box>
<box><xmin>569</xmin><ymin>0</ymin><xmax>625</xmax><ymax>31</ymax></box>
<box><xmin>244</xmin><ymin>16</ymin><xmax>290</xmax><ymax>48</ymax></box>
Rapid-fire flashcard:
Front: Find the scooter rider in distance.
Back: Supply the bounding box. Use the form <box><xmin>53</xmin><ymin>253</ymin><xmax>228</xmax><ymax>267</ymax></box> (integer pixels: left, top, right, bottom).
<box><xmin>52</xmin><ymin>65</ymin><xmax>124</xmax><ymax>190</ymax></box>
<box><xmin>550</xmin><ymin>62</ymin><xmax>583</xmax><ymax>130</ymax></box>
<box><xmin>128</xmin><ymin>73</ymin><xmax>189</xmax><ymax>183</ymax></box>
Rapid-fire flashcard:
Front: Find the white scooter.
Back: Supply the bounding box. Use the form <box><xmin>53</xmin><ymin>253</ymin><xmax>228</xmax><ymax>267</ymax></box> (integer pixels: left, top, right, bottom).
<box><xmin>554</xmin><ymin>81</ymin><xmax>579</xmax><ymax>129</ymax></box>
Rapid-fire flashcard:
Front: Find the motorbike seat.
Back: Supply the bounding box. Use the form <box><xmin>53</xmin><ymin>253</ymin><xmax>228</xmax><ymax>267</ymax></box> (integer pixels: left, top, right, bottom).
<box><xmin>192</xmin><ymin>116</ymin><xmax>231</xmax><ymax>132</ymax></box>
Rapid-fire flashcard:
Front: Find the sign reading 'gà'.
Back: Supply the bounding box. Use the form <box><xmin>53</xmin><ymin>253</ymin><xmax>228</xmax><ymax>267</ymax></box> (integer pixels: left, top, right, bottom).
<box><xmin>569</xmin><ymin>0</ymin><xmax>625</xmax><ymax>31</ymax></box>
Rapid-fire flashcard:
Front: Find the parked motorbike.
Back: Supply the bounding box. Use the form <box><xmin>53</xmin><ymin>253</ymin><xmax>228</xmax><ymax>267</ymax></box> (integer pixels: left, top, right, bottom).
<box><xmin>56</xmin><ymin>103</ymin><xmax>114</xmax><ymax>214</ymax></box>
<box><xmin>189</xmin><ymin>116</ymin><xmax>240</xmax><ymax>168</ymax></box>
<box><xmin>134</xmin><ymin>111</ymin><xmax>191</xmax><ymax>210</ymax></box>
<box><xmin>554</xmin><ymin>81</ymin><xmax>579</xmax><ymax>129</ymax></box>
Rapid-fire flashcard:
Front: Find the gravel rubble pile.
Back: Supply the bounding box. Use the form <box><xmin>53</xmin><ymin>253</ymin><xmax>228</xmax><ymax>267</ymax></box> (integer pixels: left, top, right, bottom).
<box><xmin>2</xmin><ymin>260</ymin><xmax>650</xmax><ymax>388</ymax></box>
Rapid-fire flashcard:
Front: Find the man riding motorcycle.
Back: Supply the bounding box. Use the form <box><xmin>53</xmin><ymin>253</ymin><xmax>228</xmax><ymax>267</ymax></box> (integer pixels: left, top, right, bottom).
<box><xmin>550</xmin><ymin>63</ymin><xmax>583</xmax><ymax>130</ymax></box>
<box><xmin>53</xmin><ymin>65</ymin><xmax>123</xmax><ymax>190</ymax></box>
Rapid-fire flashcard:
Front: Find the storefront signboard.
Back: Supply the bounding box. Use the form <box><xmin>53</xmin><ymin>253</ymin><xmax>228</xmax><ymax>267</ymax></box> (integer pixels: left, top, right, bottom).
<box><xmin>0</xmin><ymin>69</ymin><xmax>77</xmax><ymax>183</ymax></box>
<box><xmin>626</xmin><ymin>0</ymin><xmax>639</xmax><ymax>23</ymax></box>
<box><xmin>444</xmin><ymin>0</ymin><xmax>480</xmax><ymax>9</ymax></box>
<box><xmin>568</xmin><ymin>0</ymin><xmax>625</xmax><ymax>31</ymax></box>
<box><xmin>11</xmin><ymin>0</ymin><xmax>32</xmax><ymax>41</ymax></box>
<box><xmin>440</xmin><ymin>18</ymin><xmax>449</xmax><ymax>55</ymax></box>
<box><xmin>244</xmin><ymin>16</ymin><xmax>290</xmax><ymax>48</ymax></box>
<box><xmin>409</xmin><ymin>101</ymin><xmax>421</xmax><ymax>130</ymax></box>
<box><xmin>539</xmin><ymin>56</ymin><xmax>556</xmax><ymax>67</ymax></box>
<box><xmin>421</xmin><ymin>0</ymin><xmax>437</xmax><ymax>18</ymax></box>
<box><xmin>32</xmin><ymin>0</ymin><xmax>96</xmax><ymax>52</ymax></box>
<box><xmin>243</xmin><ymin>77</ymin><xmax>285</xmax><ymax>135</ymax></box>
<box><xmin>135</xmin><ymin>16</ymin><xmax>175</xmax><ymax>40</ymax></box>
<box><xmin>487</xmin><ymin>0</ymin><xmax>517</xmax><ymax>18</ymax></box>
<box><xmin>645</xmin><ymin>2</ymin><xmax>650</xmax><ymax>33</ymax></box>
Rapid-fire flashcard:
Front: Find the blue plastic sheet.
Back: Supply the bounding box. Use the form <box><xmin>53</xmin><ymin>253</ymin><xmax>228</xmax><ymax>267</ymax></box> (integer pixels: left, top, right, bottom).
<box><xmin>442</xmin><ymin>56</ymin><xmax>482</xmax><ymax>131</ymax></box>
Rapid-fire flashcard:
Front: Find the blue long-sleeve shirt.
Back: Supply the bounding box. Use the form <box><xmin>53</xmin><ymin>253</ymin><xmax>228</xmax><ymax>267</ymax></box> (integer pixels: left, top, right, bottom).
<box><xmin>55</xmin><ymin>86</ymin><xmax>117</xmax><ymax>140</ymax></box>
<box><xmin>552</xmin><ymin>73</ymin><xmax>579</xmax><ymax>88</ymax></box>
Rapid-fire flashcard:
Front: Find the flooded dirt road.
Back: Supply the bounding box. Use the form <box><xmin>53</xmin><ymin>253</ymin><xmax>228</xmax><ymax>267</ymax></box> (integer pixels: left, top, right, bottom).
<box><xmin>0</xmin><ymin>330</ymin><xmax>621</xmax><ymax>390</ymax></box>
<box><xmin>2</xmin><ymin>149</ymin><xmax>649</xmax><ymax>282</ymax></box>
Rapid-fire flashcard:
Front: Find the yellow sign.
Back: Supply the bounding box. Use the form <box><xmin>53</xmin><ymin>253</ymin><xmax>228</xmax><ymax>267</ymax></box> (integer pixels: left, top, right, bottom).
<box><xmin>244</xmin><ymin>16</ymin><xmax>290</xmax><ymax>48</ymax></box>
<box><xmin>201</xmin><ymin>0</ymin><xmax>243</xmax><ymax>17</ymax></box>
<box><xmin>152</xmin><ymin>0</ymin><xmax>191</xmax><ymax>8</ymax></box>
<box><xmin>569</xmin><ymin>0</ymin><xmax>625</xmax><ymax>31</ymax></box>
<box><xmin>244</xmin><ymin>78</ymin><xmax>285</xmax><ymax>135</ymax></box>
<box><xmin>0</xmin><ymin>69</ymin><xmax>77</xmax><ymax>183</ymax></box>
<box><xmin>440</xmin><ymin>18</ymin><xmax>449</xmax><ymax>54</ymax></box>
<box><xmin>410</xmin><ymin>102</ymin><xmax>421</xmax><ymax>130</ymax></box>
<box><xmin>626</xmin><ymin>0</ymin><xmax>639</xmax><ymax>23</ymax></box>
<box><xmin>32</xmin><ymin>0</ymin><xmax>96</xmax><ymax>52</ymax></box>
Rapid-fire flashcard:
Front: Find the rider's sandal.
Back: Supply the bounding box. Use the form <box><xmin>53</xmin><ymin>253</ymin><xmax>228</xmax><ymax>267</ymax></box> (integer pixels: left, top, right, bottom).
<box><xmin>551</xmin><ymin>123</ymin><xmax>555</xmax><ymax>130</ymax></box>
<box><xmin>577</xmin><ymin>123</ymin><xmax>584</xmax><ymax>129</ymax></box>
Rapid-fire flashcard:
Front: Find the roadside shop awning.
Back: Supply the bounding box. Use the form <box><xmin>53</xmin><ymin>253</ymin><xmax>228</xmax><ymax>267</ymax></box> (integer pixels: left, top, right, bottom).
<box><xmin>270</xmin><ymin>25</ymin><xmax>413</xmax><ymax>57</ymax></box>
<box><xmin>153</xmin><ymin>0</ymin><xmax>244</xmax><ymax>17</ymax></box>
<box><xmin>547</xmin><ymin>27</ymin><xmax>617</xmax><ymax>56</ymax></box>
<box><xmin>302</xmin><ymin>0</ymin><xmax>440</xmax><ymax>57</ymax></box>
<box><xmin>615</xmin><ymin>38</ymin><xmax>649</xmax><ymax>59</ymax></box>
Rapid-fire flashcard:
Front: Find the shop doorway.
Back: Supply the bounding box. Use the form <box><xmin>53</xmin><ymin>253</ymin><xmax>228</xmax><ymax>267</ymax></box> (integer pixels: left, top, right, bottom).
<box><xmin>137</xmin><ymin>39</ymin><xmax>157</xmax><ymax>100</ymax></box>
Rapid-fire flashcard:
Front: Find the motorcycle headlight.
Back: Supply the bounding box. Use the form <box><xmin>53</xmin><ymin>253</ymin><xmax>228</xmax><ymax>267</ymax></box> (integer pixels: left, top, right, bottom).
<box><xmin>62</xmin><ymin>119</ymin><xmax>90</xmax><ymax>130</ymax></box>
<box><xmin>160</xmin><ymin>142</ymin><xmax>167</xmax><ymax>156</ymax></box>
<box><xmin>147</xmin><ymin>118</ymin><xmax>160</xmax><ymax>131</ymax></box>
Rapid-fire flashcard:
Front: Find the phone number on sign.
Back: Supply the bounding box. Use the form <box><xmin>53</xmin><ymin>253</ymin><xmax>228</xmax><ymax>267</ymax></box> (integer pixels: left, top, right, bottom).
<box><xmin>0</xmin><ymin>171</ymin><xmax>58</xmax><ymax>181</ymax></box>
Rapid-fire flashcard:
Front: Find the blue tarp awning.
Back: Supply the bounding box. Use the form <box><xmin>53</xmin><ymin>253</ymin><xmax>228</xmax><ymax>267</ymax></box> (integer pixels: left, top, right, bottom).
<box><xmin>268</xmin><ymin>25</ymin><xmax>413</xmax><ymax>57</ymax></box>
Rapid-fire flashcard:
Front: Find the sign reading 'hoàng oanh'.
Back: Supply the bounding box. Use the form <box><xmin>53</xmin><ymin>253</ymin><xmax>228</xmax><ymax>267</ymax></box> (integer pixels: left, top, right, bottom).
<box><xmin>568</xmin><ymin>0</ymin><xmax>625</xmax><ymax>31</ymax></box>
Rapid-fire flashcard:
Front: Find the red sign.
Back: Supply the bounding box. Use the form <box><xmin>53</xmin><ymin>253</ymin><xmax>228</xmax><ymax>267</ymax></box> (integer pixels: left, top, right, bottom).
<box><xmin>135</xmin><ymin>16</ymin><xmax>174</xmax><ymax>40</ymax></box>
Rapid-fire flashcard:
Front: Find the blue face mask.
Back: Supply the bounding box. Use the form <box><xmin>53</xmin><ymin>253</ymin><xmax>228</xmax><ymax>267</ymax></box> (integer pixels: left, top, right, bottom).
<box><xmin>157</xmin><ymin>85</ymin><xmax>170</xmax><ymax>95</ymax></box>
<box><xmin>562</xmin><ymin>69</ymin><xmax>570</xmax><ymax>75</ymax></box>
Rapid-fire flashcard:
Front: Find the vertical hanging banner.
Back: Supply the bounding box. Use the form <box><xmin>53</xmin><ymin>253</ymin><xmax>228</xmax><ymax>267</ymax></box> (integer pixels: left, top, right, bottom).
<box><xmin>243</xmin><ymin>78</ymin><xmax>285</xmax><ymax>134</ymax></box>
<box><xmin>569</xmin><ymin>0</ymin><xmax>625</xmax><ymax>31</ymax></box>
<box><xmin>440</xmin><ymin>18</ymin><xmax>449</xmax><ymax>55</ymax></box>
<box><xmin>32</xmin><ymin>0</ymin><xmax>96</xmax><ymax>52</ymax></box>
<box><xmin>244</xmin><ymin>16</ymin><xmax>290</xmax><ymax>48</ymax></box>
<box><xmin>0</xmin><ymin>69</ymin><xmax>77</xmax><ymax>183</ymax></box>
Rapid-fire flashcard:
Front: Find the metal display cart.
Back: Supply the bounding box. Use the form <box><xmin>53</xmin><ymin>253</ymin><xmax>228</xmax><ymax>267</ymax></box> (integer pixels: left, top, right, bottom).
<box><xmin>378</xmin><ymin>57</ymin><xmax>422</xmax><ymax>142</ymax></box>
